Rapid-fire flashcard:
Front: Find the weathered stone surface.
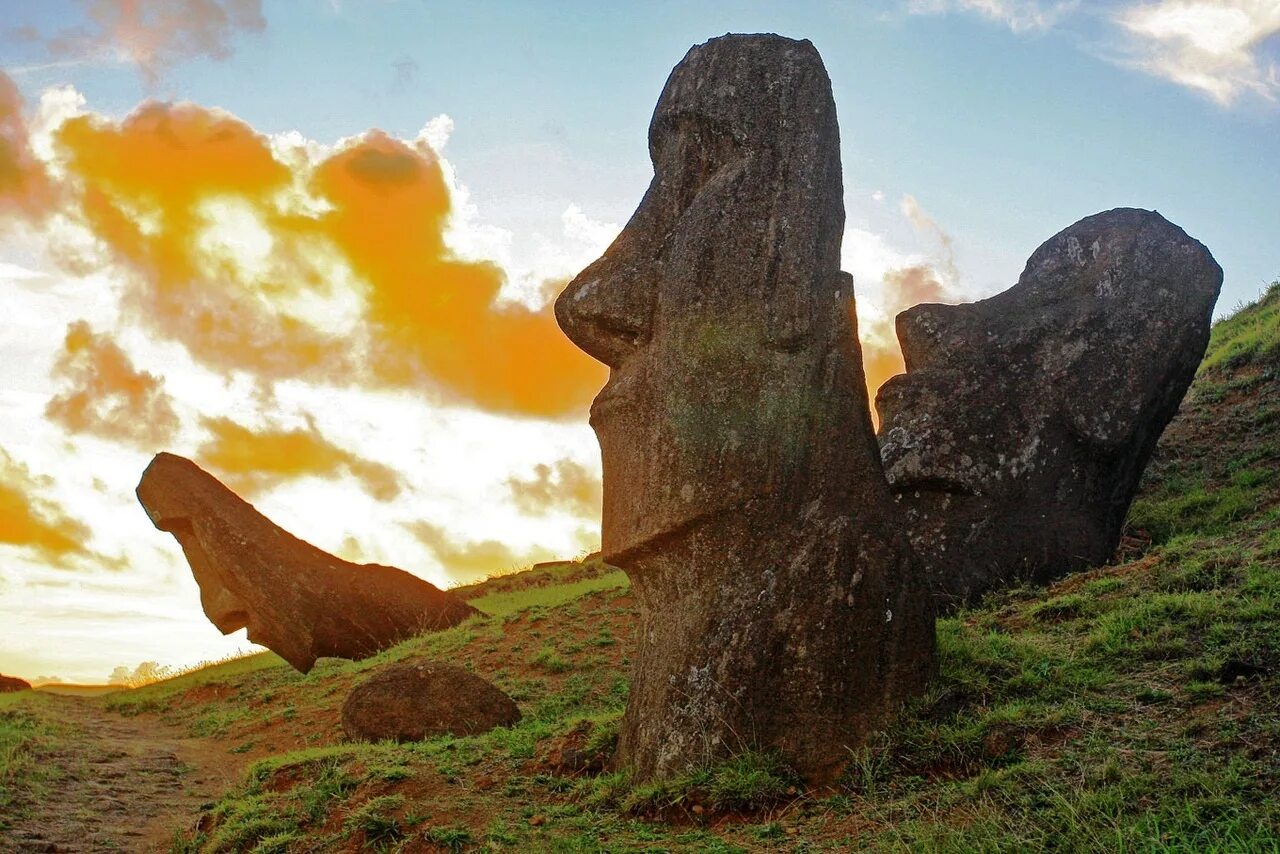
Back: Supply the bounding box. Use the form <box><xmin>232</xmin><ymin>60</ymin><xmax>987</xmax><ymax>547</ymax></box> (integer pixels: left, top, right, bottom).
<box><xmin>341</xmin><ymin>661</ymin><xmax>520</xmax><ymax>742</ymax></box>
<box><xmin>0</xmin><ymin>673</ymin><xmax>31</xmax><ymax>692</ymax></box>
<box><xmin>877</xmin><ymin>208</ymin><xmax>1222</xmax><ymax>608</ymax></box>
<box><xmin>555</xmin><ymin>33</ymin><xmax>936</xmax><ymax>784</ymax></box>
<box><xmin>136</xmin><ymin>453</ymin><xmax>477</xmax><ymax>673</ymax></box>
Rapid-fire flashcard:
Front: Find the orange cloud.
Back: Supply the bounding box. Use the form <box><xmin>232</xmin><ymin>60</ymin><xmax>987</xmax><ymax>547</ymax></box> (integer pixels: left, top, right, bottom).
<box><xmin>54</xmin><ymin>102</ymin><xmax>357</xmax><ymax>384</ymax></box>
<box><xmin>0</xmin><ymin>71</ymin><xmax>54</xmax><ymax>220</ymax></box>
<box><xmin>42</xmin><ymin>0</ymin><xmax>266</xmax><ymax>81</ymax></box>
<box><xmin>507</xmin><ymin>458</ymin><xmax>601</xmax><ymax>518</ymax></box>
<box><xmin>403</xmin><ymin>521</ymin><xmax>557</xmax><ymax>585</ymax></box>
<box><xmin>46</xmin><ymin>321</ymin><xmax>180</xmax><ymax>450</ymax></box>
<box><xmin>860</xmin><ymin>263</ymin><xmax>950</xmax><ymax>423</ymax></box>
<box><xmin>196</xmin><ymin>415</ymin><xmax>403</xmax><ymax>501</ymax></box>
<box><xmin>51</xmin><ymin>102</ymin><xmax>605</xmax><ymax>417</ymax></box>
<box><xmin>0</xmin><ymin>449</ymin><xmax>91</xmax><ymax>566</ymax></box>
<box><xmin>310</xmin><ymin>132</ymin><xmax>607</xmax><ymax>415</ymax></box>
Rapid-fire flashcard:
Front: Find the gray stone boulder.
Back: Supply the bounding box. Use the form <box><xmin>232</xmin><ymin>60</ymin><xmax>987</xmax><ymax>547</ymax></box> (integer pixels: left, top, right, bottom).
<box><xmin>341</xmin><ymin>661</ymin><xmax>520</xmax><ymax>742</ymax></box>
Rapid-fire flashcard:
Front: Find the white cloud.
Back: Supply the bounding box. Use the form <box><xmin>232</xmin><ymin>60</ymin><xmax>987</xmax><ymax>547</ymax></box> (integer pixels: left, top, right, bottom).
<box><xmin>417</xmin><ymin>114</ymin><xmax>455</xmax><ymax>153</ymax></box>
<box><xmin>843</xmin><ymin>225</ymin><xmax>934</xmax><ymax>344</ymax></box>
<box><xmin>1116</xmin><ymin>0</ymin><xmax>1280</xmax><ymax>104</ymax></box>
<box><xmin>29</xmin><ymin>85</ymin><xmax>86</xmax><ymax>167</ymax></box>
<box><xmin>901</xmin><ymin>193</ymin><xmax>959</xmax><ymax>282</ymax></box>
<box><xmin>904</xmin><ymin>0</ymin><xmax>1280</xmax><ymax>105</ymax></box>
<box><xmin>0</xmin><ymin>261</ymin><xmax>48</xmax><ymax>281</ymax></box>
<box><xmin>906</xmin><ymin>0</ymin><xmax>1079</xmax><ymax>32</ymax></box>
<box><xmin>0</xmin><ymin>105</ymin><xmax>608</xmax><ymax>682</ymax></box>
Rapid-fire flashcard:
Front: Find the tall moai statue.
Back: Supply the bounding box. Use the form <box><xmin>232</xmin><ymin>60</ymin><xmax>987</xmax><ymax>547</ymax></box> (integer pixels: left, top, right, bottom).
<box><xmin>556</xmin><ymin>34</ymin><xmax>936</xmax><ymax>784</ymax></box>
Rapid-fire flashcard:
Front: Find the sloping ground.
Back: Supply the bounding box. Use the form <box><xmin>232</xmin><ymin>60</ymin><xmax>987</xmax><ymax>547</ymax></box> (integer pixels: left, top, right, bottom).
<box><xmin>0</xmin><ymin>695</ymin><xmax>245</xmax><ymax>852</ymax></box>
<box><xmin>3</xmin><ymin>285</ymin><xmax>1279</xmax><ymax>852</ymax></box>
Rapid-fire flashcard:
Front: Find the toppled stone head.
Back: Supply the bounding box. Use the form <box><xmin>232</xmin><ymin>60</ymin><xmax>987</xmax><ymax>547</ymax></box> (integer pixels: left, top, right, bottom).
<box><xmin>877</xmin><ymin>208</ymin><xmax>1222</xmax><ymax>606</ymax></box>
<box><xmin>137</xmin><ymin>453</ymin><xmax>477</xmax><ymax>672</ymax></box>
<box><xmin>556</xmin><ymin>34</ymin><xmax>934</xmax><ymax>783</ymax></box>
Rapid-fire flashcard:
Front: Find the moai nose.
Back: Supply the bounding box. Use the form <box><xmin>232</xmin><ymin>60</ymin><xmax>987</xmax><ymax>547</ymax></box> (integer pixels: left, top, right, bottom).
<box><xmin>555</xmin><ymin>261</ymin><xmax>654</xmax><ymax>369</ymax></box>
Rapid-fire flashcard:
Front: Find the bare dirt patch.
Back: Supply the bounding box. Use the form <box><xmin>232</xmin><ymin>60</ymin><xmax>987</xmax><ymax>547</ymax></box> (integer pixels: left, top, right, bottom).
<box><xmin>1</xmin><ymin>697</ymin><xmax>245</xmax><ymax>853</ymax></box>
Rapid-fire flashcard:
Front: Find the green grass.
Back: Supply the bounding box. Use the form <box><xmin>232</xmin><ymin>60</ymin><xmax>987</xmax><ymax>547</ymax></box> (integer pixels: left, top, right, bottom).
<box><xmin>424</xmin><ymin>823</ymin><xmax>472</xmax><ymax>851</ymax></box>
<box><xmin>469</xmin><ymin>569</ymin><xmax>628</xmax><ymax>618</ymax></box>
<box><xmin>605</xmin><ymin>751</ymin><xmax>797</xmax><ymax>815</ymax></box>
<box><xmin>0</xmin><ymin>695</ymin><xmax>64</xmax><ymax>830</ymax></box>
<box><xmin>50</xmin><ymin>286</ymin><xmax>1280</xmax><ymax>850</ymax></box>
<box><xmin>1198</xmin><ymin>281</ymin><xmax>1280</xmax><ymax>375</ymax></box>
<box><xmin>104</xmin><ymin>650</ymin><xmax>284</xmax><ymax>718</ymax></box>
<box><xmin>1127</xmin><ymin>282</ymin><xmax>1280</xmax><ymax>548</ymax></box>
<box><xmin>1126</xmin><ymin>478</ymin><xmax>1262</xmax><ymax>544</ymax></box>
<box><xmin>179</xmin><ymin>501</ymin><xmax>1280</xmax><ymax>851</ymax></box>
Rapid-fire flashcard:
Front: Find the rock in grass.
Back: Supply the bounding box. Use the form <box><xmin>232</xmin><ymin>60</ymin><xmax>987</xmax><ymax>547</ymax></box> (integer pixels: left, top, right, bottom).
<box><xmin>877</xmin><ymin>208</ymin><xmax>1222</xmax><ymax>609</ymax></box>
<box><xmin>341</xmin><ymin>662</ymin><xmax>520</xmax><ymax>742</ymax></box>
<box><xmin>136</xmin><ymin>453</ymin><xmax>478</xmax><ymax>673</ymax></box>
<box><xmin>0</xmin><ymin>673</ymin><xmax>31</xmax><ymax>692</ymax></box>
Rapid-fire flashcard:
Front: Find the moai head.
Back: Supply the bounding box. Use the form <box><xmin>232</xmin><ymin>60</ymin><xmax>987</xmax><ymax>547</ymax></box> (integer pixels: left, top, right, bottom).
<box><xmin>556</xmin><ymin>35</ymin><xmax>878</xmax><ymax>564</ymax></box>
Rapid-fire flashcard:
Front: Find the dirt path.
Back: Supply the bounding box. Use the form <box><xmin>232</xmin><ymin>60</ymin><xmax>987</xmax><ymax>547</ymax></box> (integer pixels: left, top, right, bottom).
<box><xmin>1</xmin><ymin>697</ymin><xmax>243</xmax><ymax>853</ymax></box>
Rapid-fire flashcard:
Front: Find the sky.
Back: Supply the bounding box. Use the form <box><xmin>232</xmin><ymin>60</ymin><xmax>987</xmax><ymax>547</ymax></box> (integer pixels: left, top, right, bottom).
<box><xmin>0</xmin><ymin>0</ymin><xmax>1276</xmax><ymax>683</ymax></box>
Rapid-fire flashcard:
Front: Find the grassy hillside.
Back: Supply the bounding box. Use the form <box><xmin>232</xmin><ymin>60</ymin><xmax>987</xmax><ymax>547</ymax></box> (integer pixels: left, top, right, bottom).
<box><xmin>0</xmin><ymin>692</ymin><xmax>66</xmax><ymax>831</ymax></box>
<box><xmin>4</xmin><ymin>284</ymin><xmax>1279</xmax><ymax>852</ymax></box>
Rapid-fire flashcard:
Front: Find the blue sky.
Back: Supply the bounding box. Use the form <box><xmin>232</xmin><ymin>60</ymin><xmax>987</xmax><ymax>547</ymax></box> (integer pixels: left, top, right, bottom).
<box><xmin>0</xmin><ymin>0</ymin><xmax>1277</xmax><ymax>682</ymax></box>
<box><xmin>6</xmin><ymin>0</ymin><xmax>1278</xmax><ymax>306</ymax></box>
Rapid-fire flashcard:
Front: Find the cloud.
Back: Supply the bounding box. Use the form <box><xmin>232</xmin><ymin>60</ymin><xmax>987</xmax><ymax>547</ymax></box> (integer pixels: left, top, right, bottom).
<box><xmin>507</xmin><ymin>458</ymin><xmax>602</xmax><ymax>518</ymax></box>
<box><xmin>0</xmin><ymin>92</ymin><xmax>610</xmax><ymax>681</ymax></box>
<box><xmin>904</xmin><ymin>0</ymin><xmax>1279</xmax><ymax>105</ymax></box>
<box><xmin>860</xmin><ymin>264</ymin><xmax>951</xmax><ymax>402</ymax></box>
<box><xmin>36</xmin><ymin>0</ymin><xmax>266</xmax><ymax>82</ymax></box>
<box><xmin>1116</xmin><ymin>0</ymin><xmax>1280</xmax><ymax>104</ymax></box>
<box><xmin>45</xmin><ymin>101</ymin><xmax>605</xmax><ymax>417</ymax></box>
<box><xmin>905</xmin><ymin>0</ymin><xmax>1078</xmax><ymax>32</ymax></box>
<box><xmin>844</xmin><ymin>195</ymin><xmax>957</xmax><ymax>419</ymax></box>
<box><xmin>0</xmin><ymin>448</ymin><xmax>91</xmax><ymax>566</ymax></box>
<box><xmin>45</xmin><ymin>321</ymin><xmax>181</xmax><ymax>450</ymax></box>
<box><xmin>403</xmin><ymin>521</ymin><xmax>558</xmax><ymax>584</ymax></box>
<box><xmin>311</xmin><ymin>131</ymin><xmax>607</xmax><ymax>415</ymax></box>
<box><xmin>0</xmin><ymin>71</ymin><xmax>55</xmax><ymax>221</ymax></box>
<box><xmin>51</xmin><ymin>101</ymin><xmax>352</xmax><ymax>383</ymax></box>
<box><xmin>901</xmin><ymin>193</ymin><xmax>958</xmax><ymax>282</ymax></box>
<box><xmin>196</xmin><ymin>415</ymin><xmax>403</xmax><ymax>501</ymax></box>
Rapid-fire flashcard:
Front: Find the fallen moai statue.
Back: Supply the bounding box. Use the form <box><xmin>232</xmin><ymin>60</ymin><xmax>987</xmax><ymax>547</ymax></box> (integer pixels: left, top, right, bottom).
<box><xmin>877</xmin><ymin>208</ymin><xmax>1222</xmax><ymax>609</ymax></box>
<box><xmin>136</xmin><ymin>452</ymin><xmax>477</xmax><ymax>673</ymax></box>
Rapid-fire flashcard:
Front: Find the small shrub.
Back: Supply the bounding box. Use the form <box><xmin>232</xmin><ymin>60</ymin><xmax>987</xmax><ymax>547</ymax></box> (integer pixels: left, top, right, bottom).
<box><xmin>620</xmin><ymin>751</ymin><xmax>796</xmax><ymax>815</ymax></box>
<box><xmin>344</xmin><ymin>795</ymin><xmax>405</xmax><ymax>844</ymax></box>
<box><xmin>426</xmin><ymin>824</ymin><xmax>473</xmax><ymax>851</ymax></box>
<box><xmin>1028</xmin><ymin>594</ymin><xmax>1089</xmax><ymax>623</ymax></box>
<box><xmin>531</xmin><ymin>645</ymin><xmax>572</xmax><ymax>674</ymax></box>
